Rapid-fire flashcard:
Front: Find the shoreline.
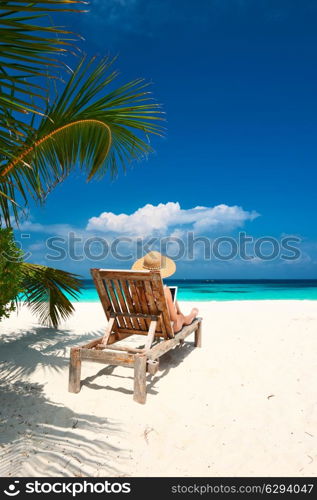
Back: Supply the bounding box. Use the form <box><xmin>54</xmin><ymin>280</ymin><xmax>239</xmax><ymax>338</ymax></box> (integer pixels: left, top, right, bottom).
<box><xmin>1</xmin><ymin>300</ymin><xmax>317</xmax><ymax>477</ymax></box>
<box><xmin>70</xmin><ymin>298</ymin><xmax>317</xmax><ymax>302</ymax></box>
<box><xmin>15</xmin><ymin>298</ymin><xmax>317</xmax><ymax>307</ymax></box>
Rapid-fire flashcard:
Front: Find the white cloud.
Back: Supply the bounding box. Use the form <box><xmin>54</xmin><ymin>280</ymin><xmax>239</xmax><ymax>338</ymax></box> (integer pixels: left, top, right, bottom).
<box><xmin>27</xmin><ymin>241</ymin><xmax>46</xmax><ymax>252</ymax></box>
<box><xmin>17</xmin><ymin>220</ymin><xmax>75</xmax><ymax>236</ymax></box>
<box><xmin>86</xmin><ymin>201</ymin><xmax>259</xmax><ymax>237</ymax></box>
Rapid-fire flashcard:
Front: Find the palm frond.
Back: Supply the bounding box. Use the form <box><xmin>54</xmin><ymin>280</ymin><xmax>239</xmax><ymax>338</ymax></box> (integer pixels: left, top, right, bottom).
<box><xmin>21</xmin><ymin>262</ymin><xmax>82</xmax><ymax>328</ymax></box>
<box><xmin>0</xmin><ymin>0</ymin><xmax>86</xmax><ymax>156</ymax></box>
<box><xmin>0</xmin><ymin>56</ymin><xmax>165</xmax><ymax>226</ymax></box>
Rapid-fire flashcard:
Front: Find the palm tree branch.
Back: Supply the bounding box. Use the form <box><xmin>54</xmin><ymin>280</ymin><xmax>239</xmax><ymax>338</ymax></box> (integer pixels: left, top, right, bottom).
<box><xmin>1</xmin><ymin>119</ymin><xmax>112</xmax><ymax>177</ymax></box>
<box><xmin>21</xmin><ymin>262</ymin><xmax>82</xmax><ymax>329</ymax></box>
<box><xmin>0</xmin><ymin>56</ymin><xmax>164</xmax><ymax>226</ymax></box>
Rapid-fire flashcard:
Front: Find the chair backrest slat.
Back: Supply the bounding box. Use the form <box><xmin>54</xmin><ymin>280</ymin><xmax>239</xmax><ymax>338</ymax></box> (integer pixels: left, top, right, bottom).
<box><xmin>128</xmin><ymin>280</ymin><xmax>148</xmax><ymax>331</ymax></box>
<box><xmin>136</xmin><ymin>281</ymin><xmax>151</xmax><ymax>330</ymax></box>
<box><xmin>90</xmin><ymin>268</ymin><xmax>174</xmax><ymax>339</ymax></box>
<box><xmin>113</xmin><ymin>278</ymin><xmax>133</xmax><ymax>330</ymax></box>
<box><xmin>120</xmin><ymin>279</ymin><xmax>142</xmax><ymax>330</ymax></box>
<box><xmin>144</xmin><ymin>280</ymin><xmax>163</xmax><ymax>334</ymax></box>
<box><xmin>104</xmin><ymin>278</ymin><xmax>126</xmax><ymax>330</ymax></box>
<box><xmin>98</xmin><ymin>270</ymin><xmax>153</xmax><ymax>280</ymax></box>
<box><xmin>150</xmin><ymin>272</ymin><xmax>172</xmax><ymax>337</ymax></box>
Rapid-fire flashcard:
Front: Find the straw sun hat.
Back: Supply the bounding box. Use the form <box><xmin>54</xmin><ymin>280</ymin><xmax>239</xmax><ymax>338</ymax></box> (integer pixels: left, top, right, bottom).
<box><xmin>131</xmin><ymin>251</ymin><xmax>176</xmax><ymax>278</ymax></box>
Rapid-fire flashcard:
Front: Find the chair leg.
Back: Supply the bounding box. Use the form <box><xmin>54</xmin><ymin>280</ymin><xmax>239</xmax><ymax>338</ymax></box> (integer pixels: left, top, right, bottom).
<box><xmin>69</xmin><ymin>347</ymin><xmax>82</xmax><ymax>393</ymax></box>
<box><xmin>147</xmin><ymin>359</ymin><xmax>159</xmax><ymax>376</ymax></box>
<box><xmin>195</xmin><ymin>321</ymin><xmax>202</xmax><ymax>348</ymax></box>
<box><xmin>133</xmin><ymin>354</ymin><xmax>147</xmax><ymax>404</ymax></box>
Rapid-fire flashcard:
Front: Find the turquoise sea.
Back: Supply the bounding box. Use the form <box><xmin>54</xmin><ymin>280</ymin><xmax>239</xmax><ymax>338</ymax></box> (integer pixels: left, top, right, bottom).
<box><xmin>77</xmin><ymin>279</ymin><xmax>317</xmax><ymax>302</ymax></box>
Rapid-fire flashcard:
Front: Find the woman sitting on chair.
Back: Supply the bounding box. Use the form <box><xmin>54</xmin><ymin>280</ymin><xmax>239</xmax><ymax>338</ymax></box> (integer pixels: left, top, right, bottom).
<box><xmin>132</xmin><ymin>251</ymin><xmax>198</xmax><ymax>333</ymax></box>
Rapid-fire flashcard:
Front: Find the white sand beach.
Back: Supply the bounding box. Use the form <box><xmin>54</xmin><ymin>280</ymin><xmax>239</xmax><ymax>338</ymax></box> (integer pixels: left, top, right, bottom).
<box><xmin>0</xmin><ymin>300</ymin><xmax>316</xmax><ymax>477</ymax></box>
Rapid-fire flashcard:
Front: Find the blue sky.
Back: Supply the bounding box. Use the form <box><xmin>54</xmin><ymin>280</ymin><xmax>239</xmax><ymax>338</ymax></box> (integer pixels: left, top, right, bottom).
<box><xmin>15</xmin><ymin>0</ymin><xmax>317</xmax><ymax>278</ymax></box>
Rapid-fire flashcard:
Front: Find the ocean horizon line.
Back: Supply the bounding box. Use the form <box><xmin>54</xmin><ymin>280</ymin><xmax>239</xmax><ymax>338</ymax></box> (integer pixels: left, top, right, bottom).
<box><xmin>73</xmin><ymin>278</ymin><xmax>317</xmax><ymax>302</ymax></box>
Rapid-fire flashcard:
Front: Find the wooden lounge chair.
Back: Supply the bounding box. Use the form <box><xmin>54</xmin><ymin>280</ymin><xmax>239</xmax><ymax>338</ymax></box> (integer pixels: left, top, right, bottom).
<box><xmin>68</xmin><ymin>268</ymin><xmax>202</xmax><ymax>404</ymax></box>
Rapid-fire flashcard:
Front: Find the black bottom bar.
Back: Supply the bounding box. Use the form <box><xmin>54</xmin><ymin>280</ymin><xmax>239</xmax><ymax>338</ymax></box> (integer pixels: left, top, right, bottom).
<box><xmin>0</xmin><ymin>477</ymin><xmax>316</xmax><ymax>498</ymax></box>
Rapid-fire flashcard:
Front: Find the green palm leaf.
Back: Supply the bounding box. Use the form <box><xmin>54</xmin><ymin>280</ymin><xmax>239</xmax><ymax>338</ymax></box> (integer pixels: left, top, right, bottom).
<box><xmin>21</xmin><ymin>262</ymin><xmax>82</xmax><ymax>329</ymax></box>
<box><xmin>0</xmin><ymin>0</ymin><xmax>86</xmax><ymax>156</ymax></box>
<box><xmin>0</xmin><ymin>56</ymin><xmax>164</xmax><ymax>226</ymax></box>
